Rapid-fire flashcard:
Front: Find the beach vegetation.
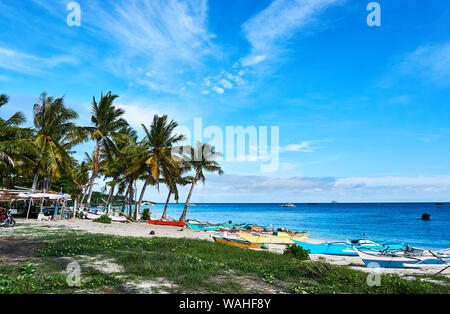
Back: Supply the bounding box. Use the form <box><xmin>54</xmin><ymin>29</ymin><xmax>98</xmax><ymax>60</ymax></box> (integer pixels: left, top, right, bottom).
<box><xmin>283</xmin><ymin>243</ymin><xmax>310</xmax><ymax>260</ymax></box>
<box><xmin>0</xmin><ymin>226</ymin><xmax>448</xmax><ymax>294</ymax></box>
<box><xmin>141</xmin><ymin>208</ymin><xmax>150</xmax><ymax>220</ymax></box>
<box><xmin>0</xmin><ymin>91</ymin><xmax>223</xmax><ymax>221</ymax></box>
<box><xmin>93</xmin><ymin>214</ymin><xmax>112</xmax><ymax>224</ymax></box>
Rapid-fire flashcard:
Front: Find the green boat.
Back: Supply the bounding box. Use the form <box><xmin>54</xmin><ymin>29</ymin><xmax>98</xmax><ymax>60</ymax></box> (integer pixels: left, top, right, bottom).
<box><xmin>186</xmin><ymin>222</ymin><xmax>246</xmax><ymax>231</ymax></box>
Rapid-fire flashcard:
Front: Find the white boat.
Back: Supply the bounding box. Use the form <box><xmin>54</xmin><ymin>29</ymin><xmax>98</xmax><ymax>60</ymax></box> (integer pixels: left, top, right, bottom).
<box><xmin>280</xmin><ymin>203</ymin><xmax>296</xmax><ymax>207</ymax></box>
<box><xmin>85</xmin><ymin>212</ymin><xmax>127</xmax><ymax>222</ymax></box>
<box><xmin>353</xmin><ymin>246</ymin><xmax>450</xmax><ymax>269</ymax></box>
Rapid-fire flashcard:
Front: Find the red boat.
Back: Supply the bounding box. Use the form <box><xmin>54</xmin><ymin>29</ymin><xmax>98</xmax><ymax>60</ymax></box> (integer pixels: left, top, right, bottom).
<box><xmin>147</xmin><ymin>219</ymin><xmax>186</xmax><ymax>227</ymax></box>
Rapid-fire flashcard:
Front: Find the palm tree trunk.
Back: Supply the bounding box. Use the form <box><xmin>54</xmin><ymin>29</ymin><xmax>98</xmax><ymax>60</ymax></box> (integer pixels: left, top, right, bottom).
<box><xmin>122</xmin><ymin>182</ymin><xmax>132</xmax><ymax>213</ymax></box>
<box><xmin>32</xmin><ymin>169</ymin><xmax>40</xmax><ymax>191</ymax></box>
<box><xmin>79</xmin><ymin>185</ymin><xmax>88</xmax><ymax>209</ymax></box>
<box><xmin>136</xmin><ymin>176</ymin><xmax>150</xmax><ymax>220</ymax></box>
<box><xmin>162</xmin><ymin>188</ymin><xmax>172</xmax><ymax>219</ymax></box>
<box><xmin>179</xmin><ymin>173</ymin><xmax>199</xmax><ymax>222</ymax></box>
<box><xmin>106</xmin><ymin>184</ymin><xmax>115</xmax><ymax>214</ymax></box>
<box><xmin>42</xmin><ymin>172</ymin><xmax>51</xmax><ymax>191</ymax></box>
<box><xmin>86</xmin><ymin>140</ymin><xmax>101</xmax><ymax>209</ymax></box>
<box><xmin>128</xmin><ymin>180</ymin><xmax>134</xmax><ymax>217</ymax></box>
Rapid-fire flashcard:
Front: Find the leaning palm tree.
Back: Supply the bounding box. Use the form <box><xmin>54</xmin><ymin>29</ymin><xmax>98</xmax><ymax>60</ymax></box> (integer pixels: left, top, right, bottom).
<box><xmin>84</xmin><ymin>92</ymin><xmax>128</xmax><ymax>209</ymax></box>
<box><xmin>70</xmin><ymin>161</ymin><xmax>90</xmax><ymax>211</ymax></box>
<box><xmin>161</xmin><ymin>161</ymin><xmax>192</xmax><ymax>219</ymax></box>
<box><xmin>178</xmin><ymin>142</ymin><xmax>223</xmax><ymax>222</ymax></box>
<box><xmin>125</xmin><ymin>114</ymin><xmax>184</xmax><ymax>218</ymax></box>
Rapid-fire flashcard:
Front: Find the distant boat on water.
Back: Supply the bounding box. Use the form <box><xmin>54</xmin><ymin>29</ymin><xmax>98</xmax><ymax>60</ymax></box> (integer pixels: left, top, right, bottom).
<box><xmin>280</xmin><ymin>203</ymin><xmax>296</xmax><ymax>208</ymax></box>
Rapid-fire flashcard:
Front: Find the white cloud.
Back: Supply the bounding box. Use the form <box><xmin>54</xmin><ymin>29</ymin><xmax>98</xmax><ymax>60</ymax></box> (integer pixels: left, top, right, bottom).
<box><xmin>282</xmin><ymin>141</ymin><xmax>315</xmax><ymax>152</ymax></box>
<box><xmin>242</xmin><ymin>55</ymin><xmax>267</xmax><ymax>67</ymax></box>
<box><xmin>219</xmin><ymin>79</ymin><xmax>233</xmax><ymax>89</ymax></box>
<box><xmin>280</xmin><ymin>139</ymin><xmax>331</xmax><ymax>152</ymax></box>
<box><xmin>184</xmin><ymin>174</ymin><xmax>450</xmax><ymax>202</ymax></box>
<box><xmin>399</xmin><ymin>42</ymin><xmax>450</xmax><ymax>87</ymax></box>
<box><xmin>241</xmin><ymin>0</ymin><xmax>342</xmax><ymax>67</ymax></box>
<box><xmin>27</xmin><ymin>0</ymin><xmax>217</xmax><ymax>94</ymax></box>
<box><xmin>116</xmin><ymin>102</ymin><xmax>182</xmax><ymax>129</ymax></box>
<box><xmin>213</xmin><ymin>86</ymin><xmax>224</xmax><ymax>94</ymax></box>
<box><xmin>0</xmin><ymin>46</ymin><xmax>77</xmax><ymax>75</ymax></box>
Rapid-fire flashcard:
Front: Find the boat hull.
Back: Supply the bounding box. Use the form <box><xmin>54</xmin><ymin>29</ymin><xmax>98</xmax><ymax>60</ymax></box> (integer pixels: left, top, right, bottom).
<box><xmin>148</xmin><ymin>220</ymin><xmax>186</xmax><ymax>227</ymax></box>
<box><xmin>292</xmin><ymin>240</ymin><xmax>405</xmax><ymax>256</ymax></box>
<box><xmin>213</xmin><ymin>236</ymin><xmax>265</xmax><ymax>249</ymax></box>
<box><xmin>186</xmin><ymin>222</ymin><xmax>245</xmax><ymax>231</ymax></box>
<box><xmin>353</xmin><ymin>246</ymin><xmax>449</xmax><ymax>269</ymax></box>
<box><xmin>292</xmin><ymin>240</ymin><xmax>358</xmax><ymax>255</ymax></box>
<box><xmin>238</xmin><ymin>231</ymin><xmax>309</xmax><ymax>244</ymax></box>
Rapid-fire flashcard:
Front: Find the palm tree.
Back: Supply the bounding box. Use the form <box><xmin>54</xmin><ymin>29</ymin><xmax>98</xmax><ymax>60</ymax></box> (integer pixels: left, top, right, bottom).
<box><xmin>70</xmin><ymin>161</ymin><xmax>90</xmax><ymax>212</ymax></box>
<box><xmin>126</xmin><ymin>115</ymin><xmax>184</xmax><ymax>219</ymax></box>
<box><xmin>32</xmin><ymin>92</ymin><xmax>82</xmax><ymax>191</ymax></box>
<box><xmin>161</xmin><ymin>161</ymin><xmax>192</xmax><ymax>219</ymax></box>
<box><xmin>84</xmin><ymin>91</ymin><xmax>128</xmax><ymax>209</ymax></box>
<box><xmin>178</xmin><ymin>142</ymin><xmax>223</xmax><ymax>222</ymax></box>
<box><xmin>0</xmin><ymin>94</ymin><xmax>35</xmax><ymax>187</ymax></box>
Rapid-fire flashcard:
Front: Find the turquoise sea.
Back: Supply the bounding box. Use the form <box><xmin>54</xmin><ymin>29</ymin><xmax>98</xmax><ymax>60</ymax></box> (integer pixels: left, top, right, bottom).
<box><xmin>142</xmin><ymin>202</ymin><xmax>450</xmax><ymax>250</ymax></box>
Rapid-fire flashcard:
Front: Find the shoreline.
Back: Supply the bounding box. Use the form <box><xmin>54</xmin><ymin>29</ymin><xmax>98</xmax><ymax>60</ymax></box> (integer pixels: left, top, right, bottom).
<box><xmin>10</xmin><ymin>218</ymin><xmax>449</xmax><ymax>278</ymax></box>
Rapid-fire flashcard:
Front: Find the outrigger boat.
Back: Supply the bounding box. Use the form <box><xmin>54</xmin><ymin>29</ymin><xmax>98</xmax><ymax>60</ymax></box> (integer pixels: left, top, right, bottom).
<box><xmin>291</xmin><ymin>239</ymin><xmax>405</xmax><ymax>256</ymax></box>
<box><xmin>239</xmin><ymin>231</ymin><xmax>309</xmax><ymax>244</ymax></box>
<box><xmin>148</xmin><ymin>219</ymin><xmax>186</xmax><ymax>227</ymax></box>
<box><xmin>212</xmin><ymin>235</ymin><xmax>268</xmax><ymax>249</ymax></box>
<box><xmin>186</xmin><ymin>222</ymin><xmax>246</xmax><ymax>231</ymax></box>
<box><xmin>353</xmin><ymin>245</ymin><xmax>450</xmax><ymax>269</ymax></box>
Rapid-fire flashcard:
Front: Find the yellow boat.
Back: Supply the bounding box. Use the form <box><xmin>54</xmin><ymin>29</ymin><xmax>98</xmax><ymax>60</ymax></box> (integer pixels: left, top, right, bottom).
<box><xmin>212</xmin><ymin>235</ymin><xmax>267</xmax><ymax>249</ymax></box>
<box><xmin>238</xmin><ymin>231</ymin><xmax>309</xmax><ymax>244</ymax></box>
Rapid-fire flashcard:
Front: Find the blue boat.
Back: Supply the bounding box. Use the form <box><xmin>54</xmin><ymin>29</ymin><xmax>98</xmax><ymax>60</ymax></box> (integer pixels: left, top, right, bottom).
<box><xmin>292</xmin><ymin>239</ymin><xmax>405</xmax><ymax>256</ymax></box>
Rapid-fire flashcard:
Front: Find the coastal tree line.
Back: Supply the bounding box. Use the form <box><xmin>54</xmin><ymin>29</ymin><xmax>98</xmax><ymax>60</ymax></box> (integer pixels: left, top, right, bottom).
<box><xmin>0</xmin><ymin>92</ymin><xmax>223</xmax><ymax>221</ymax></box>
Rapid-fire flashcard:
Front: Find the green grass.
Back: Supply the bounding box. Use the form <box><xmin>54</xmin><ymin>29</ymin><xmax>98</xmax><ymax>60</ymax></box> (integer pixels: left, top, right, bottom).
<box><xmin>1</xmin><ymin>226</ymin><xmax>449</xmax><ymax>294</ymax></box>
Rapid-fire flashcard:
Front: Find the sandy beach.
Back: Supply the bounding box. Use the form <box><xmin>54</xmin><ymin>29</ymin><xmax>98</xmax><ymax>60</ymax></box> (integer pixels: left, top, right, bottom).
<box><xmin>10</xmin><ymin>218</ymin><xmax>449</xmax><ymax>278</ymax></box>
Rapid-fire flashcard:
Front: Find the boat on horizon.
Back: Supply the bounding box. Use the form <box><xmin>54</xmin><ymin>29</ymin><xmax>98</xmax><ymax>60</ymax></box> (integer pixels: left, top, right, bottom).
<box><xmin>280</xmin><ymin>203</ymin><xmax>296</xmax><ymax>207</ymax></box>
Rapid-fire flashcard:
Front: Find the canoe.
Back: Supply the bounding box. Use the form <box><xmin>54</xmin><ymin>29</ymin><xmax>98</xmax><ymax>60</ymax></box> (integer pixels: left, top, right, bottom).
<box><xmin>292</xmin><ymin>239</ymin><xmax>405</xmax><ymax>256</ymax></box>
<box><xmin>212</xmin><ymin>235</ymin><xmax>267</xmax><ymax>249</ymax></box>
<box><xmin>353</xmin><ymin>246</ymin><xmax>450</xmax><ymax>269</ymax></box>
<box><xmin>148</xmin><ymin>219</ymin><xmax>186</xmax><ymax>227</ymax></box>
<box><xmin>238</xmin><ymin>231</ymin><xmax>309</xmax><ymax>244</ymax></box>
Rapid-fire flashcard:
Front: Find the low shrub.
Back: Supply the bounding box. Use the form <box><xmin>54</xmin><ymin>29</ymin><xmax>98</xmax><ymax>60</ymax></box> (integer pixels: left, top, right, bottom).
<box><xmin>141</xmin><ymin>208</ymin><xmax>150</xmax><ymax>220</ymax></box>
<box><xmin>93</xmin><ymin>214</ymin><xmax>112</xmax><ymax>224</ymax></box>
<box><xmin>283</xmin><ymin>244</ymin><xmax>310</xmax><ymax>260</ymax></box>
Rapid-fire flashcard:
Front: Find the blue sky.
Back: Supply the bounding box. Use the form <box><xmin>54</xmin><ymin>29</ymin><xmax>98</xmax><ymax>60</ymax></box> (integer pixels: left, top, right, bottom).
<box><xmin>1</xmin><ymin>0</ymin><xmax>450</xmax><ymax>202</ymax></box>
